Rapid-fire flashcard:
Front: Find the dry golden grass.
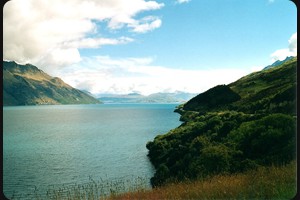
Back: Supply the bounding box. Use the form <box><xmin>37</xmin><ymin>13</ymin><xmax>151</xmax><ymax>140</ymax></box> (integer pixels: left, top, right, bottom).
<box><xmin>25</xmin><ymin>161</ymin><xmax>295</xmax><ymax>200</ymax></box>
<box><xmin>108</xmin><ymin>161</ymin><xmax>296</xmax><ymax>200</ymax></box>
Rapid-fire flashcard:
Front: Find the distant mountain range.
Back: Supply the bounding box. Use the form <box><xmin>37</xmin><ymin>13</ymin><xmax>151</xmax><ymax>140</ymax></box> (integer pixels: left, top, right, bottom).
<box><xmin>97</xmin><ymin>92</ymin><xmax>197</xmax><ymax>103</ymax></box>
<box><xmin>3</xmin><ymin>61</ymin><xmax>101</xmax><ymax>106</ymax></box>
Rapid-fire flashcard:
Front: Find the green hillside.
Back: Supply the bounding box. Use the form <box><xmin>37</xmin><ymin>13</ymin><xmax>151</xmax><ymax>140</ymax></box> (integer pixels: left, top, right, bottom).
<box><xmin>182</xmin><ymin>56</ymin><xmax>296</xmax><ymax>115</ymax></box>
<box><xmin>3</xmin><ymin>61</ymin><xmax>101</xmax><ymax>105</ymax></box>
<box><xmin>229</xmin><ymin>56</ymin><xmax>296</xmax><ymax>115</ymax></box>
<box><xmin>146</xmin><ymin>57</ymin><xmax>297</xmax><ymax>187</ymax></box>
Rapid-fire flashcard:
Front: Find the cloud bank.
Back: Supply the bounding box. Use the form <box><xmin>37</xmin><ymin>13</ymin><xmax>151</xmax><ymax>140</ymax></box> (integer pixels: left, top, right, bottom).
<box><xmin>3</xmin><ymin>0</ymin><xmax>164</xmax><ymax>68</ymax></box>
<box><xmin>270</xmin><ymin>32</ymin><xmax>297</xmax><ymax>62</ymax></box>
<box><xmin>57</xmin><ymin>56</ymin><xmax>249</xmax><ymax>96</ymax></box>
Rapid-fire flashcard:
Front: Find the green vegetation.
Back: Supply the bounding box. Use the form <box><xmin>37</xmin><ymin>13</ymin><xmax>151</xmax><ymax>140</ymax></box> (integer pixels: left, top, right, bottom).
<box><xmin>147</xmin><ymin>112</ymin><xmax>296</xmax><ymax>186</ymax></box>
<box><xmin>3</xmin><ymin>61</ymin><xmax>101</xmax><ymax>105</ymax></box>
<box><xmin>181</xmin><ymin>57</ymin><xmax>297</xmax><ymax>115</ymax></box>
<box><xmin>146</xmin><ymin>57</ymin><xmax>297</xmax><ymax>192</ymax></box>
<box><xmin>229</xmin><ymin>56</ymin><xmax>297</xmax><ymax>115</ymax></box>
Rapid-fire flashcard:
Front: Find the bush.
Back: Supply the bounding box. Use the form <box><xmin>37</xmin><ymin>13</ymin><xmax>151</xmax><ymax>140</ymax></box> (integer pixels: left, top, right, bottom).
<box><xmin>199</xmin><ymin>144</ymin><xmax>232</xmax><ymax>175</ymax></box>
<box><xmin>229</xmin><ymin>113</ymin><xmax>296</xmax><ymax>165</ymax></box>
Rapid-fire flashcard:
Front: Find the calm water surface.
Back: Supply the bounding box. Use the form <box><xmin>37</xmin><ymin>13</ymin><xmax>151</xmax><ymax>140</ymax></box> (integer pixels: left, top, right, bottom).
<box><xmin>3</xmin><ymin>104</ymin><xmax>181</xmax><ymax>198</ymax></box>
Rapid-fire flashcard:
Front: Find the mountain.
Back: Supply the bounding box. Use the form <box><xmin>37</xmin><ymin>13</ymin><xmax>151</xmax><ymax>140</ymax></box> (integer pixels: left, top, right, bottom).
<box><xmin>97</xmin><ymin>93</ymin><xmax>145</xmax><ymax>103</ymax></box>
<box><xmin>147</xmin><ymin>57</ymin><xmax>296</xmax><ymax>187</ymax></box>
<box><xmin>3</xmin><ymin>61</ymin><xmax>101</xmax><ymax>106</ymax></box>
<box><xmin>263</xmin><ymin>56</ymin><xmax>294</xmax><ymax>70</ymax></box>
<box><xmin>98</xmin><ymin>92</ymin><xmax>196</xmax><ymax>103</ymax></box>
<box><xmin>146</xmin><ymin>92</ymin><xmax>197</xmax><ymax>103</ymax></box>
<box><xmin>181</xmin><ymin>56</ymin><xmax>297</xmax><ymax>115</ymax></box>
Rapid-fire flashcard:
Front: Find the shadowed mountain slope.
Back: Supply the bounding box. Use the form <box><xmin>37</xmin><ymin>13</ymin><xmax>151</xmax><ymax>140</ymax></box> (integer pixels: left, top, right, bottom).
<box><xmin>3</xmin><ymin>61</ymin><xmax>101</xmax><ymax>106</ymax></box>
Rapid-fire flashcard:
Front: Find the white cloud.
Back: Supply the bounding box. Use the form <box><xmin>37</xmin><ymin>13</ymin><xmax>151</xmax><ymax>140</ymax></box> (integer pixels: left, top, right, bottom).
<box><xmin>34</xmin><ymin>48</ymin><xmax>82</xmax><ymax>72</ymax></box>
<box><xmin>62</xmin><ymin>37</ymin><xmax>134</xmax><ymax>49</ymax></box>
<box><xmin>56</xmin><ymin>56</ymin><xmax>249</xmax><ymax>96</ymax></box>
<box><xmin>176</xmin><ymin>0</ymin><xmax>191</xmax><ymax>4</ymax></box>
<box><xmin>288</xmin><ymin>32</ymin><xmax>297</xmax><ymax>53</ymax></box>
<box><xmin>3</xmin><ymin>0</ymin><xmax>164</xmax><ymax>69</ymax></box>
<box><xmin>129</xmin><ymin>16</ymin><xmax>162</xmax><ymax>33</ymax></box>
<box><xmin>270</xmin><ymin>32</ymin><xmax>297</xmax><ymax>62</ymax></box>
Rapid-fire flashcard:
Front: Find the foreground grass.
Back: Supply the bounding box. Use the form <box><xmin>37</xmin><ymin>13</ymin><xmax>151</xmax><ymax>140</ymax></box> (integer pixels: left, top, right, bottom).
<box><xmin>9</xmin><ymin>161</ymin><xmax>296</xmax><ymax>200</ymax></box>
<box><xmin>109</xmin><ymin>161</ymin><xmax>296</xmax><ymax>200</ymax></box>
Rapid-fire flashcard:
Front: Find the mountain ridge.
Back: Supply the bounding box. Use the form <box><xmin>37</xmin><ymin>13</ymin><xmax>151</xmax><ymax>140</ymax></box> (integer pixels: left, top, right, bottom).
<box><xmin>3</xmin><ymin>61</ymin><xmax>101</xmax><ymax>106</ymax></box>
<box><xmin>98</xmin><ymin>91</ymin><xmax>197</xmax><ymax>103</ymax></box>
<box><xmin>263</xmin><ymin>56</ymin><xmax>295</xmax><ymax>70</ymax></box>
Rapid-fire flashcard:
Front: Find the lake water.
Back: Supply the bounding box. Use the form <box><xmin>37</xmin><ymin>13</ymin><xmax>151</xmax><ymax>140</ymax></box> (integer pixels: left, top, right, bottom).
<box><xmin>3</xmin><ymin>104</ymin><xmax>181</xmax><ymax>199</ymax></box>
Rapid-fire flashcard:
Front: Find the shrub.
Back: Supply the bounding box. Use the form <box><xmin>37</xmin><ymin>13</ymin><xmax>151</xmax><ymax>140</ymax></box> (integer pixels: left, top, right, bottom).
<box><xmin>228</xmin><ymin>113</ymin><xmax>296</xmax><ymax>165</ymax></box>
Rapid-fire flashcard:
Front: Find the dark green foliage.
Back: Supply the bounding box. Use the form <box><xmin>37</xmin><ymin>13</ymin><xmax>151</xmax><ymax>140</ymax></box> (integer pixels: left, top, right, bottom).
<box><xmin>228</xmin><ymin>114</ymin><xmax>296</xmax><ymax>165</ymax></box>
<box><xmin>147</xmin><ymin>111</ymin><xmax>258</xmax><ymax>185</ymax></box>
<box><xmin>198</xmin><ymin>144</ymin><xmax>232</xmax><ymax>174</ymax></box>
<box><xmin>150</xmin><ymin>164</ymin><xmax>170</xmax><ymax>187</ymax></box>
<box><xmin>147</xmin><ymin>111</ymin><xmax>296</xmax><ymax>186</ymax></box>
<box><xmin>147</xmin><ymin>57</ymin><xmax>297</xmax><ymax>187</ymax></box>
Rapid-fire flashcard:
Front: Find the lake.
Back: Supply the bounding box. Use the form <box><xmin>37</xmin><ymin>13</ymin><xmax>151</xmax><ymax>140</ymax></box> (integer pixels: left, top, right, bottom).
<box><xmin>3</xmin><ymin>104</ymin><xmax>181</xmax><ymax>199</ymax></box>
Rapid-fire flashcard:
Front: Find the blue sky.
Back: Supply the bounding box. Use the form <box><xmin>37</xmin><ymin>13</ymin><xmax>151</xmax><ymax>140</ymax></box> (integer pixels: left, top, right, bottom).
<box><xmin>3</xmin><ymin>0</ymin><xmax>297</xmax><ymax>95</ymax></box>
<box><xmin>81</xmin><ymin>0</ymin><xmax>296</xmax><ymax>69</ymax></box>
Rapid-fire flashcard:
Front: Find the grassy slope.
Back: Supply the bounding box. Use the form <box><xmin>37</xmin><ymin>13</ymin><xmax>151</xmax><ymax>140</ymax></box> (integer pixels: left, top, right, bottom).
<box><xmin>182</xmin><ymin>57</ymin><xmax>297</xmax><ymax>115</ymax></box>
<box><xmin>229</xmin><ymin>57</ymin><xmax>297</xmax><ymax>114</ymax></box>
<box><xmin>109</xmin><ymin>161</ymin><xmax>296</xmax><ymax>200</ymax></box>
<box><xmin>229</xmin><ymin>57</ymin><xmax>297</xmax><ymax>100</ymax></box>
